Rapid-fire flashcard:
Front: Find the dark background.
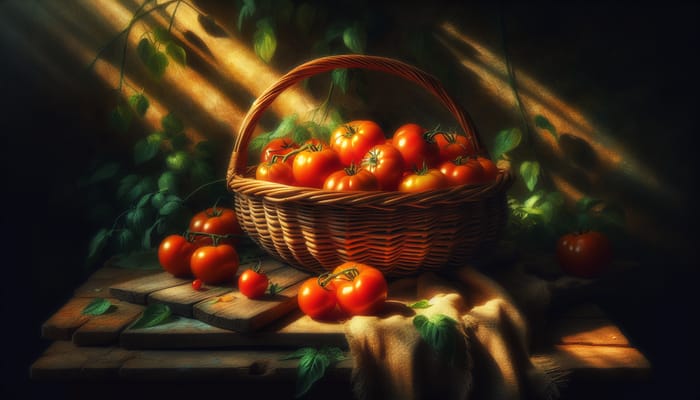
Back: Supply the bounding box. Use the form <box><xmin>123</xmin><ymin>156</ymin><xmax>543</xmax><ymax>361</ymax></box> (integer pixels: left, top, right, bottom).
<box><xmin>2</xmin><ymin>1</ymin><xmax>699</xmax><ymax>398</ymax></box>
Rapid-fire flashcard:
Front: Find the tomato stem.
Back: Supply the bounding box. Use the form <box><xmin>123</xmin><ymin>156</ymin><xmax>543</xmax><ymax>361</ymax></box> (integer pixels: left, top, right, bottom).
<box><xmin>317</xmin><ymin>267</ymin><xmax>360</xmax><ymax>289</ymax></box>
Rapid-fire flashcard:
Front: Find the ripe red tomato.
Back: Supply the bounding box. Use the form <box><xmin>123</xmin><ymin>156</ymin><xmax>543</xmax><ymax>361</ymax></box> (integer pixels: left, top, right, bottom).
<box><xmin>362</xmin><ymin>143</ymin><xmax>405</xmax><ymax>191</ymax></box>
<box><xmin>256</xmin><ymin>158</ymin><xmax>295</xmax><ymax>185</ymax></box>
<box><xmin>434</xmin><ymin>131</ymin><xmax>474</xmax><ymax>162</ymax></box>
<box><xmin>332</xmin><ymin>262</ymin><xmax>387</xmax><ymax>316</ymax></box>
<box><xmin>261</xmin><ymin>138</ymin><xmax>299</xmax><ymax>165</ymax></box>
<box><xmin>189</xmin><ymin>207</ymin><xmax>242</xmax><ymax>246</ymax></box>
<box><xmin>475</xmin><ymin>156</ymin><xmax>498</xmax><ymax>182</ymax></box>
<box><xmin>439</xmin><ymin>158</ymin><xmax>484</xmax><ymax>186</ymax></box>
<box><xmin>158</xmin><ymin>234</ymin><xmax>197</xmax><ymax>278</ymax></box>
<box><xmin>238</xmin><ymin>268</ymin><xmax>269</xmax><ymax>299</ymax></box>
<box><xmin>392</xmin><ymin>123</ymin><xmax>440</xmax><ymax>170</ymax></box>
<box><xmin>398</xmin><ymin>168</ymin><xmax>448</xmax><ymax>192</ymax></box>
<box><xmin>556</xmin><ymin>231</ymin><xmax>612</xmax><ymax>278</ymax></box>
<box><xmin>323</xmin><ymin>167</ymin><xmax>379</xmax><ymax>191</ymax></box>
<box><xmin>298</xmin><ymin>277</ymin><xmax>338</xmax><ymax>320</ymax></box>
<box><xmin>292</xmin><ymin>145</ymin><xmax>343</xmax><ymax>188</ymax></box>
<box><xmin>330</xmin><ymin>120</ymin><xmax>386</xmax><ymax>166</ymax></box>
<box><xmin>190</xmin><ymin>244</ymin><xmax>240</xmax><ymax>284</ymax></box>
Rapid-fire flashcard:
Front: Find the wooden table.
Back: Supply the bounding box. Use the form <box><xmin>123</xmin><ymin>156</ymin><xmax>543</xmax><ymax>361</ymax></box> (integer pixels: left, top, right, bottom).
<box><xmin>31</xmin><ymin>256</ymin><xmax>651</xmax><ymax>399</ymax></box>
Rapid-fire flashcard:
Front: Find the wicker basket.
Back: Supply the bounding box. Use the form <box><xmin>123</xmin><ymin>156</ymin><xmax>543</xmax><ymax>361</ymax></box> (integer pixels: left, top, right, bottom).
<box><xmin>226</xmin><ymin>55</ymin><xmax>512</xmax><ymax>278</ymax></box>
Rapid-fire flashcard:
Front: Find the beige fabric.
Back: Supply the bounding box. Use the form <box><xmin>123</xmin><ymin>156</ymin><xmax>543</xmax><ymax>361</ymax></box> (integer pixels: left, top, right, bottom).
<box><xmin>344</xmin><ymin>267</ymin><xmax>560</xmax><ymax>400</ymax></box>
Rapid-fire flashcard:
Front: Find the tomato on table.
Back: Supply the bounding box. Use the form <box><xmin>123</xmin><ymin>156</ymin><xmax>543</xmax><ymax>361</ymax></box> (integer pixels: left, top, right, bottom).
<box><xmin>238</xmin><ymin>265</ymin><xmax>270</xmax><ymax>299</ymax></box>
<box><xmin>297</xmin><ymin>277</ymin><xmax>338</xmax><ymax>320</ymax></box>
<box><xmin>323</xmin><ymin>166</ymin><xmax>379</xmax><ymax>191</ymax></box>
<box><xmin>158</xmin><ymin>234</ymin><xmax>197</xmax><ymax>278</ymax></box>
<box><xmin>189</xmin><ymin>206</ymin><xmax>242</xmax><ymax>245</ymax></box>
<box><xmin>556</xmin><ymin>231</ymin><xmax>613</xmax><ymax>278</ymax></box>
<box><xmin>362</xmin><ymin>143</ymin><xmax>405</xmax><ymax>191</ymax></box>
<box><xmin>292</xmin><ymin>144</ymin><xmax>343</xmax><ymax>188</ymax></box>
<box><xmin>392</xmin><ymin>123</ymin><xmax>440</xmax><ymax>170</ymax></box>
<box><xmin>330</xmin><ymin>120</ymin><xmax>386</xmax><ymax>166</ymax></box>
<box><xmin>331</xmin><ymin>262</ymin><xmax>388</xmax><ymax>316</ymax></box>
<box><xmin>190</xmin><ymin>244</ymin><xmax>240</xmax><ymax>285</ymax></box>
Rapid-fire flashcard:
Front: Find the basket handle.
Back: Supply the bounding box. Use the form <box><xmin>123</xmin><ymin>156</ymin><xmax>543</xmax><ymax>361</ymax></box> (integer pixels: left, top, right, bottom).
<box><xmin>228</xmin><ymin>54</ymin><xmax>487</xmax><ymax>181</ymax></box>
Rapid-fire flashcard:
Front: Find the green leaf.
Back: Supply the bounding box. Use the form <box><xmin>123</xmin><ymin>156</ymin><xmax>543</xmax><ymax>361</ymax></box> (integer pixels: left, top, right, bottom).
<box><xmin>342</xmin><ymin>24</ymin><xmax>365</xmax><ymax>53</ymax></box>
<box><xmin>539</xmin><ymin>201</ymin><xmax>554</xmax><ymax>223</ymax></box>
<box><xmin>157</xmin><ymin>171</ymin><xmax>178</xmax><ymax>193</ymax></box>
<box><xmin>126</xmin><ymin>207</ymin><xmax>148</xmax><ymax>231</ymax></box>
<box><xmin>152</xmin><ymin>26</ymin><xmax>171</xmax><ymax>43</ymax></box>
<box><xmin>88</xmin><ymin>228</ymin><xmax>111</xmax><ymax>260</ymax></box>
<box><xmin>576</xmin><ymin>196</ymin><xmax>603</xmax><ymax>213</ymax></box>
<box><xmin>292</xmin><ymin>125</ymin><xmax>311</xmax><ymax>145</ymax></box>
<box><xmin>281</xmin><ymin>347</ymin><xmax>346</xmax><ymax>398</ymax></box>
<box><xmin>190</xmin><ymin>159</ymin><xmax>214</xmax><ymax>185</ymax></box>
<box><xmin>162</xmin><ymin>113</ymin><xmax>184</xmax><ymax>135</ymax></box>
<box><xmin>133</xmin><ymin>138</ymin><xmax>160</xmax><ymax>165</ymax></box>
<box><xmin>118</xmin><ymin>174</ymin><xmax>139</xmax><ymax>200</ymax></box>
<box><xmin>127</xmin><ymin>176</ymin><xmax>156</xmax><ymax>204</ymax></box>
<box><xmin>170</xmin><ymin>132</ymin><xmax>190</xmax><ymax>150</ymax></box>
<box><xmin>331</xmin><ymin>68</ymin><xmax>348</xmax><ymax>94</ymax></box>
<box><xmin>147</xmin><ymin>51</ymin><xmax>169</xmax><ymax>79</ymax></box>
<box><xmin>166</xmin><ymin>151</ymin><xmax>192</xmax><ymax>173</ymax></box>
<box><xmin>409</xmin><ymin>300</ymin><xmax>433</xmax><ymax>309</ymax></box>
<box><xmin>237</xmin><ymin>0</ymin><xmax>256</xmax><ymax>31</ymax></box>
<box><xmin>271</xmin><ymin>114</ymin><xmax>298</xmax><ymax>139</ymax></box>
<box><xmin>166</xmin><ymin>42</ymin><xmax>187</xmax><ymax>66</ymax></box>
<box><xmin>523</xmin><ymin>193</ymin><xmax>542</xmax><ymax>208</ymax></box>
<box><xmin>109</xmin><ymin>105</ymin><xmax>132</xmax><ymax>133</ymax></box>
<box><xmin>159</xmin><ymin>200</ymin><xmax>182</xmax><ymax>216</ymax></box>
<box><xmin>141</xmin><ymin>219</ymin><xmax>162</xmax><ymax>249</ymax></box>
<box><xmin>128</xmin><ymin>93</ymin><xmax>149</xmax><ymax>117</ymax></box>
<box><xmin>249</xmin><ymin>132</ymin><xmax>273</xmax><ymax>156</ymax></box>
<box><xmin>137</xmin><ymin>193</ymin><xmax>154</xmax><ymax>208</ymax></box>
<box><xmin>131</xmin><ymin>303</ymin><xmax>172</xmax><ymax>329</ymax></box>
<box><xmin>519</xmin><ymin>161</ymin><xmax>540</xmax><ymax>192</ymax></box>
<box><xmin>87</xmin><ymin>162</ymin><xmax>120</xmax><ymax>184</ymax></box>
<box><xmin>492</xmin><ymin>128</ymin><xmax>522</xmax><ymax>160</ymax></box>
<box><xmin>150</xmin><ymin>192</ymin><xmax>167</xmax><ymax>209</ymax></box>
<box><xmin>413</xmin><ymin>314</ymin><xmax>462</xmax><ymax>366</ymax></box>
<box><xmin>137</xmin><ymin>38</ymin><xmax>156</xmax><ymax>65</ymax></box>
<box><xmin>82</xmin><ymin>298</ymin><xmax>113</xmax><ymax>316</ymax></box>
<box><xmin>254</xmin><ymin>19</ymin><xmax>277</xmax><ymax>63</ymax></box>
<box><xmin>534</xmin><ymin>114</ymin><xmax>557</xmax><ymax>139</ymax></box>
<box><xmin>118</xmin><ymin>229</ymin><xmax>136</xmax><ymax>249</ymax></box>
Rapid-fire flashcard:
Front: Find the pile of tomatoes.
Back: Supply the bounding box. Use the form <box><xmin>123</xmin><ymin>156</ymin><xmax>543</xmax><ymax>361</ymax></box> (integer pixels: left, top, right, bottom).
<box><xmin>256</xmin><ymin>121</ymin><xmax>498</xmax><ymax>192</ymax></box>
<box><xmin>297</xmin><ymin>262</ymin><xmax>388</xmax><ymax>320</ymax></box>
<box><xmin>158</xmin><ymin>206</ymin><xmax>243</xmax><ymax>285</ymax></box>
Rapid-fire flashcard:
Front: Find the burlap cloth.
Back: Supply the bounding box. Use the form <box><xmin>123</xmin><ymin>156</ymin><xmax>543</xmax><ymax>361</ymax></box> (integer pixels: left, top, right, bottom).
<box><xmin>344</xmin><ymin>265</ymin><xmax>565</xmax><ymax>400</ymax></box>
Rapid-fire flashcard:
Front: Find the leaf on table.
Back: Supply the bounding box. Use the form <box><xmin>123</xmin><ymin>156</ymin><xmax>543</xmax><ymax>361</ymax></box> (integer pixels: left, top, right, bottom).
<box><xmin>408</xmin><ymin>299</ymin><xmax>432</xmax><ymax>309</ymax></box>
<box><xmin>281</xmin><ymin>347</ymin><xmax>347</xmax><ymax>398</ymax></box>
<box><xmin>131</xmin><ymin>303</ymin><xmax>172</xmax><ymax>329</ymax></box>
<box><xmin>81</xmin><ymin>298</ymin><xmax>113</xmax><ymax>316</ymax></box>
<box><xmin>413</xmin><ymin>314</ymin><xmax>464</xmax><ymax>367</ymax></box>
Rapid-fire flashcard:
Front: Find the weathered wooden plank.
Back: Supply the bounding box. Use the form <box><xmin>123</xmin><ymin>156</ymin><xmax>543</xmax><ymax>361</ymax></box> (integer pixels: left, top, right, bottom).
<box><xmin>72</xmin><ymin>300</ymin><xmax>144</xmax><ymax>346</ymax></box>
<box><xmin>146</xmin><ymin>259</ymin><xmax>289</xmax><ymax>317</ymax></box>
<box><xmin>547</xmin><ymin>344</ymin><xmax>651</xmax><ymax>382</ymax></box>
<box><xmin>549</xmin><ymin>318</ymin><xmax>630</xmax><ymax>347</ymax></box>
<box><xmin>74</xmin><ymin>268</ymin><xmax>160</xmax><ymax>298</ymax></box>
<box><xmin>119</xmin><ymin>311</ymin><xmax>347</xmax><ymax>350</ymax></box>
<box><xmin>193</xmin><ymin>266</ymin><xmax>309</xmax><ymax>333</ymax></box>
<box><xmin>41</xmin><ymin>297</ymin><xmax>97</xmax><ymax>341</ymax></box>
<box><xmin>30</xmin><ymin>341</ymin><xmax>134</xmax><ymax>381</ymax></box>
<box><xmin>109</xmin><ymin>272</ymin><xmax>189</xmax><ymax>304</ymax></box>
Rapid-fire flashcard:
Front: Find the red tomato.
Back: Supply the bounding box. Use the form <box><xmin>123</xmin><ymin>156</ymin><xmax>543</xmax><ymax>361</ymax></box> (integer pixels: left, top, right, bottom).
<box><xmin>332</xmin><ymin>262</ymin><xmax>387</xmax><ymax>316</ymax></box>
<box><xmin>434</xmin><ymin>131</ymin><xmax>474</xmax><ymax>162</ymax></box>
<box><xmin>261</xmin><ymin>138</ymin><xmax>299</xmax><ymax>165</ymax></box>
<box><xmin>330</xmin><ymin>120</ymin><xmax>386</xmax><ymax>166</ymax></box>
<box><xmin>475</xmin><ymin>156</ymin><xmax>499</xmax><ymax>182</ymax></box>
<box><xmin>323</xmin><ymin>166</ymin><xmax>379</xmax><ymax>191</ymax></box>
<box><xmin>392</xmin><ymin>123</ymin><xmax>440</xmax><ymax>170</ymax></box>
<box><xmin>297</xmin><ymin>277</ymin><xmax>338</xmax><ymax>320</ymax></box>
<box><xmin>190</xmin><ymin>244</ymin><xmax>240</xmax><ymax>285</ymax></box>
<box><xmin>189</xmin><ymin>207</ymin><xmax>242</xmax><ymax>246</ymax></box>
<box><xmin>238</xmin><ymin>268</ymin><xmax>269</xmax><ymax>299</ymax></box>
<box><xmin>158</xmin><ymin>234</ymin><xmax>197</xmax><ymax>278</ymax></box>
<box><xmin>256</xmin><ymin>158</ymin><xmax>294</xmax><ymax>185</ymax></box>
<box><xmin>362</xmin><ymin>143</ymin><xmax>405</xmax><ymax>191</ymax></box>
<box><xmin>439</xmin><ymin>158</ymin><xmax>484</xmax><ymax>186</ymax></box>
<box><xmin>292</xmin><ymin>146</ymin><xmax>343</xmax><ymax>188</ymax></box>
<box><xmin>556</xmin><ymin>231</ymin><xmax>612</xmax><ymax>278</ymax></box>
<box><xmin>398</xmin><ymin>168</ymin><xmax>448</xmax><ymax>192</ymax></box>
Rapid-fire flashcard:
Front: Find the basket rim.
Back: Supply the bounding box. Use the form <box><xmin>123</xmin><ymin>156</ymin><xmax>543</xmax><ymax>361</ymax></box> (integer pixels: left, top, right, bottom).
<box><xmin>229</xmin><ymin>168</ymin><xmax>513</xmax><ymax>208</ymax></box>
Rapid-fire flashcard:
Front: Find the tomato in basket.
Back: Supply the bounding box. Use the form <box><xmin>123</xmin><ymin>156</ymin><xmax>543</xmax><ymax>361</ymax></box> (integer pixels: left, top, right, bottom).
<box><xmin>392</xmin><ymin>123</ymin><xmax>440</xmax><ymax>170</ymax></box>
<box><xmin>292</xmin><ymin>144</ymin><xmax>343</xmax><ymax>188</ymax></box>
<box><xmin>323</xmin><ymin>165</ymin><xmax>379</xmax><ymax>191</ymax></box>
<box><xmin>362</xmin><ymin>143</ymin><xmax>405</xmax><ymax>191</ymax></box>
<box><xmin>330</xmin><ymin>120</ymin><xmax>386</xmax><ymax>166</ymax></box>
<box><xmin>261</xmin><ymin>138</ymin><xmax>299</xmax><ymax>165</ymax></box>
<box><xmin>256</xmin><ymin>157</ymin><xmax>295</xmax><ymax>185</ymax></box>
<box><xmin>475</xmin><ymin>156</ymin><xmax>499</xmax><ymax>183</ymax></box>
<box><xmin>399</xmin><ymin>167</ymin><xmax>448</xmax><ymax>192</ymax></box>
<box><xmin>439</xmin><ymin>157</ymin><xmax>484</xmax><ymax>186</ymax></box>
<box><xmin>434</xmin><ymin>131</ymin><xmax>474</xmax><ymax>163</ymax></box>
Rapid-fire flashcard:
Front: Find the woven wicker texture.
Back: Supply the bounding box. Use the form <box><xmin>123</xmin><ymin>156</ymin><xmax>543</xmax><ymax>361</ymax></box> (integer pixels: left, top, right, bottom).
<box><xmin>227</xmin><ymin>55</ymin><xmax>512</xmax><ymax>277</ymax></box>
